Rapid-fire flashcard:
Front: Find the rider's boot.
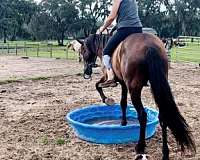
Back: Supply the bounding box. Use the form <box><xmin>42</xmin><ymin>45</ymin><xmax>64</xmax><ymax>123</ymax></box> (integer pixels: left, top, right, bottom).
<box><xmin>99</xmin><ymin>68</ymin><xmax>118</xmax><ymax>88</ymax></box>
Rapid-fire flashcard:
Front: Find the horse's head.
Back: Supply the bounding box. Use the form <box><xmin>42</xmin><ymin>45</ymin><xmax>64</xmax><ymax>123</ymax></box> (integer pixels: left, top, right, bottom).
<box><xmin>77</xmin><ymin>36</ymin><xmax>98</xmax><ymax>79</ymax></box>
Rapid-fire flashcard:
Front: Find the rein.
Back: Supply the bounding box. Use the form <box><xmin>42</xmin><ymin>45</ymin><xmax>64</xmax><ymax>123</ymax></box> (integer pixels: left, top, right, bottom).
<box><xmin>96</xmin><ymin>32</ymin><xmax>110</xmax><ymax>58</ymax></box>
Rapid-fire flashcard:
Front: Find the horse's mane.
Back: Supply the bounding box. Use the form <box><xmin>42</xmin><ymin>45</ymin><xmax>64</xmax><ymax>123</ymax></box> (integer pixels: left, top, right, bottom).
<box><xmin>85</xmin><ymin>34</ymin><xmax>110</xmax><ymax>58</ymax></box>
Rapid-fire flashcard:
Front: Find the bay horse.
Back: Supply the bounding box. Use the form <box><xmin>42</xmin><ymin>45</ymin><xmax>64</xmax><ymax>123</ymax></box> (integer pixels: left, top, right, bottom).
<box><xmin>78</xmin><ymin>33</ymin><xmax>195</xmax><ymax>159</ymax></box>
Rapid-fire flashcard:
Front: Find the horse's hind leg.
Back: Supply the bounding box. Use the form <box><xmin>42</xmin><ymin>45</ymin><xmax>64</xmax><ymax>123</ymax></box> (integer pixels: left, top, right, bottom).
<box><xmin>120</xmin><ymin>82</ymin><xmax>128</xmax><ymax>126</ymax></box>
<box><xmin>159</xmin><ymin>114</ymin><xmax>169</xmax><ymax>160</ymax></box>
<box><xmin>129</xmin><ymin>87</ymin><xmax>147</xmax><ymax>154</ymax></box>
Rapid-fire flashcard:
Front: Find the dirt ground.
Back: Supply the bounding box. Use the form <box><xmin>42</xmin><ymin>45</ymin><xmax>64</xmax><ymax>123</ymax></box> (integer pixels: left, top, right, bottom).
<box><xmin>0</xmin><ymin>56</ymin><xmax>81</xmax><ymax>81</ymax></box>
<box><xmin>0</xmin><ymin>55</ymin><xmax>199</xmax><ymax>160</ymax></box>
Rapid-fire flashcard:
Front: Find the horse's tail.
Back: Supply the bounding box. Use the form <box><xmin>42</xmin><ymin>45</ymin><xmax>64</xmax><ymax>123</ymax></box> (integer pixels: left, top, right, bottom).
<box><xmin>145</xmin><ymin>47</ymin><xmax>196</xmax><ymax>153</ymax></box>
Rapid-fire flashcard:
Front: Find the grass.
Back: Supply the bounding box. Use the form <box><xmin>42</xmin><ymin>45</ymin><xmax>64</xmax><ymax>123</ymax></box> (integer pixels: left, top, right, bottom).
<box><xmin>41</xmin><ymin>136</ymin><xmax>49</xmax><ymax>145</ymax></box>
<box><xmin>41</xmin><ymin>137</ymin><xmax>65</xmax><ymax>146</ymax></box>
<box><xmin>0</xmin><ymin>79</ymin><xmax>21</xmax><ymax>85</ymax></box>
<box><xmin>171</xmin><ymin>43</ymin><xmax>200</xmax><ymax>63</ymax></box>
<box><xmin>30</xmin><ymin>76</ymin><xmax>49</xmax><ymax>81</ymax></box>
<box><xmin>0</xmin><ymin>76</ymin><xmax>50</xmax><ymax>85</ymax></box>
<box><xmin>55</xmin><ymin>138</ymin><xmax>65</xmax><ymax>145</ymax></box>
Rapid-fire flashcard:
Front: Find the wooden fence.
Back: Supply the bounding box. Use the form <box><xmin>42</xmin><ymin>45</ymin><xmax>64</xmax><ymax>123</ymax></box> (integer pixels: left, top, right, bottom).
<box><xmin>0</xmin><ymin>42</ymin><xmax>78</xmax><ymax>60</ymax></box>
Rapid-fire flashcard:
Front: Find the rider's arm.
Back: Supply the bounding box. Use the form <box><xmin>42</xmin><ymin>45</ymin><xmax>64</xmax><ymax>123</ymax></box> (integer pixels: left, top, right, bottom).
<box><xmin>99</xmin><ymin>0</ymin><xmax>121</xmax><ymax>33</ymax></box>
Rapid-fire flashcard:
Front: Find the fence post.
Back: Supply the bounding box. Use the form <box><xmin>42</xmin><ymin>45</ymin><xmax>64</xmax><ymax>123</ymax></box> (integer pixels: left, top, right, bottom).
<box><xmin>74</xmin><ymin>49</ymin><xmax>75</xmax><ymax>59</ymax></box>
<box><xmin>1</xmin><ymin>43</ymin><xmax>3</xmax><ymax>54</ymax></box>
<box><xmin>66</xmin><ymin>42</ymin><xmax>68</xmax><ymax>59</ymax></box>
<box><xmin>15</xmin><ymin>44</ymin><xmax>17</xmax><ymax>55</ymax></box>
<box><xmin>24</xmin><ymin>42</ymin><xmax>25</xmax><ymax>54</ymax></box>
<box><xmin>2</xmin><ymin>43</ymin><xmax>4</xmax><ymax>54</ymax></box>
<box><xmin>50</xmin><ymin>44</ymin><xmax>52</xmax><ymax>58</ymax></box>
<box><xmin>25</xmin><ymin>43</ymin><xmax>28</xmax><ymax>56</ymax></box>
<box><xmin>37</xmin><ymin>44</ymin><xmax>39</xmax><ymax>57</ymax></box>
<box><xmin>7</xmin><ymin>43</ymin><xmax>9</xmax><ymax>54</ymax></box>
<box><xmin>175</xmin><ymin>46</ymin><xmax>178</xmax><ymax>62</ymax></box>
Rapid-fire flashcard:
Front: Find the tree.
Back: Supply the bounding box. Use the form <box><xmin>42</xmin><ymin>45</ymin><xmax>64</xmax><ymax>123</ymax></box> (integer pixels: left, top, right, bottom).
<box><xmin>138</xmin><ymin>0</ymin><xmax>200</xmax><ymax>37</ymax></box>
<box><xmin>13</xmin><ymin>0</ymin><xmax>39</xmax><ymax>40</ymax></box>
<box><xmin>1</xmin><ymin>0</ymin><xmax>199</xmax><ymax>41</ymax></box>
<box><xmin>77</xmin><ymin>0</ymin><xmax>112</xmax><ymax>36</ymax></box>
<box><xmin>28</xmin><ymin>12</ymin><xmax>54</xmax><ymax>40</ymax></box>
<box><xmin>0</xmin><ymin>0</ymin><xmax>38</xmax><ymax>42</ymax></box>
<box><xmin>173</xmin><ymin>0</ymin><xmax>200</xmax><ymax>36</ymax></box>
<box><xmin>0</xmin><ymin>0</ymin><xmax>15</xmax><ymax>43</ymax></box>
<box><xmin>40</xmin><ymin>0</ymin><xmax>79</xmax><ymax>45</ymax></box>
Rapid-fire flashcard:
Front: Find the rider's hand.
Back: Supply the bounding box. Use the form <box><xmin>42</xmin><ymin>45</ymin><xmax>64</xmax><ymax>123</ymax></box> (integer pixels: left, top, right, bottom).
<box><xmin>96</xmin><ymin>26</ymin><xmax>105</xmax><ymax>34</ymax></box>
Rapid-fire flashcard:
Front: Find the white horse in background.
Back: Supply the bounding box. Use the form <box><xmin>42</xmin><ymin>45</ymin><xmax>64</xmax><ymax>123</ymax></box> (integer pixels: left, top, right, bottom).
<box><xmin>67</xmin><ymin>40</ymin><xmax>83</xmax><ymax>62</ymax></box>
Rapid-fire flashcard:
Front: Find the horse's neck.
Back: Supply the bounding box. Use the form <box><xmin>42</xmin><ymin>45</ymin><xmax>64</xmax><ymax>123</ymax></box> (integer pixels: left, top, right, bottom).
<box><xmin>95</xmin><ymin>34</ymin><xmax>110</xmax><ymax>59</ymax></box>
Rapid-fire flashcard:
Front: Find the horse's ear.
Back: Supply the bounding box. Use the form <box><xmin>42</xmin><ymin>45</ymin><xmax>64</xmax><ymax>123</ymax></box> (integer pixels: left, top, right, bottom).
<box><xmin>76</xmin><ymin>39</ymin><xmax>84</xmax><ymax>45</ymax></box>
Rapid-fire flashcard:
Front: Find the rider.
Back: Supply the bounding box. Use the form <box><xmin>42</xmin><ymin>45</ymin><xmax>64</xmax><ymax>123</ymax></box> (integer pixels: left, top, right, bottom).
<box><xmin>98</xmin><ymin>0</ymin><xmax>143</xmax><ymax>88</ymax></box>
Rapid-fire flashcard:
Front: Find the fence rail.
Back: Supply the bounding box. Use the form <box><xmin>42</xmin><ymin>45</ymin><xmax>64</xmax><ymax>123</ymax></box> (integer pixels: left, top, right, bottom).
<box><xmin>0</xmin><ymin>42</ymin><xmax>78</xmax><ymax>60</ymax></box>
<box><xmin>171</xmin><ymin>40</ymin><xmax>200</xmax><ymax>63</ymax></box>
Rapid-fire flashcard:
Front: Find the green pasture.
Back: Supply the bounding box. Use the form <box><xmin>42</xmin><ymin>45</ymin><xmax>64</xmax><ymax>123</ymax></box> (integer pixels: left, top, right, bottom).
<box><xmin>171</xmin><ymin>44</ymin><xmax>200</xmax><ymax>63</ymax></box>
<box><xmin>0</xmin><ymin>40</ymin><xmax>78</xmax><ymax>59</ymax></box>
<box><xmin>0</xmin><ymin>40</ymin><xmax>199</xmax><ymax>63</ymax></box>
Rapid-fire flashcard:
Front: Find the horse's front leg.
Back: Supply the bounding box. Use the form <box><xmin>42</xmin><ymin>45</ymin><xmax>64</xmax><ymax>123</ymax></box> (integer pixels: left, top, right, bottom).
<box><xmin>95</xmin><ymin>76</ymin><xmax>115</xmax><ymax>105</ymax></box>
<box><xmin>120</xmin><ymin>83</ymin><xmax>128</xmax><ymax>126</ymax></box>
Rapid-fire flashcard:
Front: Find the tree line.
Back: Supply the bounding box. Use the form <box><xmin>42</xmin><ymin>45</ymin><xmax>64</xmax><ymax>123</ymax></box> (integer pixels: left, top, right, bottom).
<box><xmin>0</xmin><ymin>0</ymin><xmax>199</xmax><ymax>45</ymax></box>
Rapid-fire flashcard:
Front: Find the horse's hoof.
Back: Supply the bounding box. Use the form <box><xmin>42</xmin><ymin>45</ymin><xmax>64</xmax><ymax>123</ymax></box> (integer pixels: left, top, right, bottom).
<box><xmin>121</xmin><ymin>120</ymin><xmax>127</xmax><ymax>126</ymax></box>
<box><xmin>135</xmin><ymin>143</ymin><xmax>146</xmax><ymax>154</ymax></box>
<box><xmin>105</xmin><ymin>98</ymin><xmax>115</xmax><ymax>106</ymax></box>
<box><xmin>162</xmin><ymin>156</ymin><xmax>169</xmax><ymax>160</ymax></box>
<box><xmin>135</xmin><ymin>154</ymin><xmax>150</xmax><ymax>160</ymax></box>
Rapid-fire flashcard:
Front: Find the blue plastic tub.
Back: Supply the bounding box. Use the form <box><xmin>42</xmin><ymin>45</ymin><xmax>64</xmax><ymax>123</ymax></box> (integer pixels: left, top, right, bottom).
<box><xmin>66</xmin><ymin>104</ymin><xmax>159</xmax><ymax>144</ymax></box>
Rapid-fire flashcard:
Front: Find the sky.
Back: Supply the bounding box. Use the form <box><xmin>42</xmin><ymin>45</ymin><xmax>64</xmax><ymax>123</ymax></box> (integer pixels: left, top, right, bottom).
<box><xmin>34</xmin><ymin>0</ymin><xmax>41</xmax><ymax>4</ymax></box>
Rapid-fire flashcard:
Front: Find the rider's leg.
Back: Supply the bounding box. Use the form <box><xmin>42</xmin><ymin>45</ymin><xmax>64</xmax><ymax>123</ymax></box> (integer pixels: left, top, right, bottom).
<box><xmin>102</xmin><ymin>55</ymin><xmax>114</xmax><ymax>81</ymax></box>
<box><xmin>99</xmin><ymin>55</ymin><xmax>117</xmax><ymax>87</ymax></box>
<box><xmin>100</xmin><ymin>27</ymin><xmax>143</xmax><ymax>88</ymax></box>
